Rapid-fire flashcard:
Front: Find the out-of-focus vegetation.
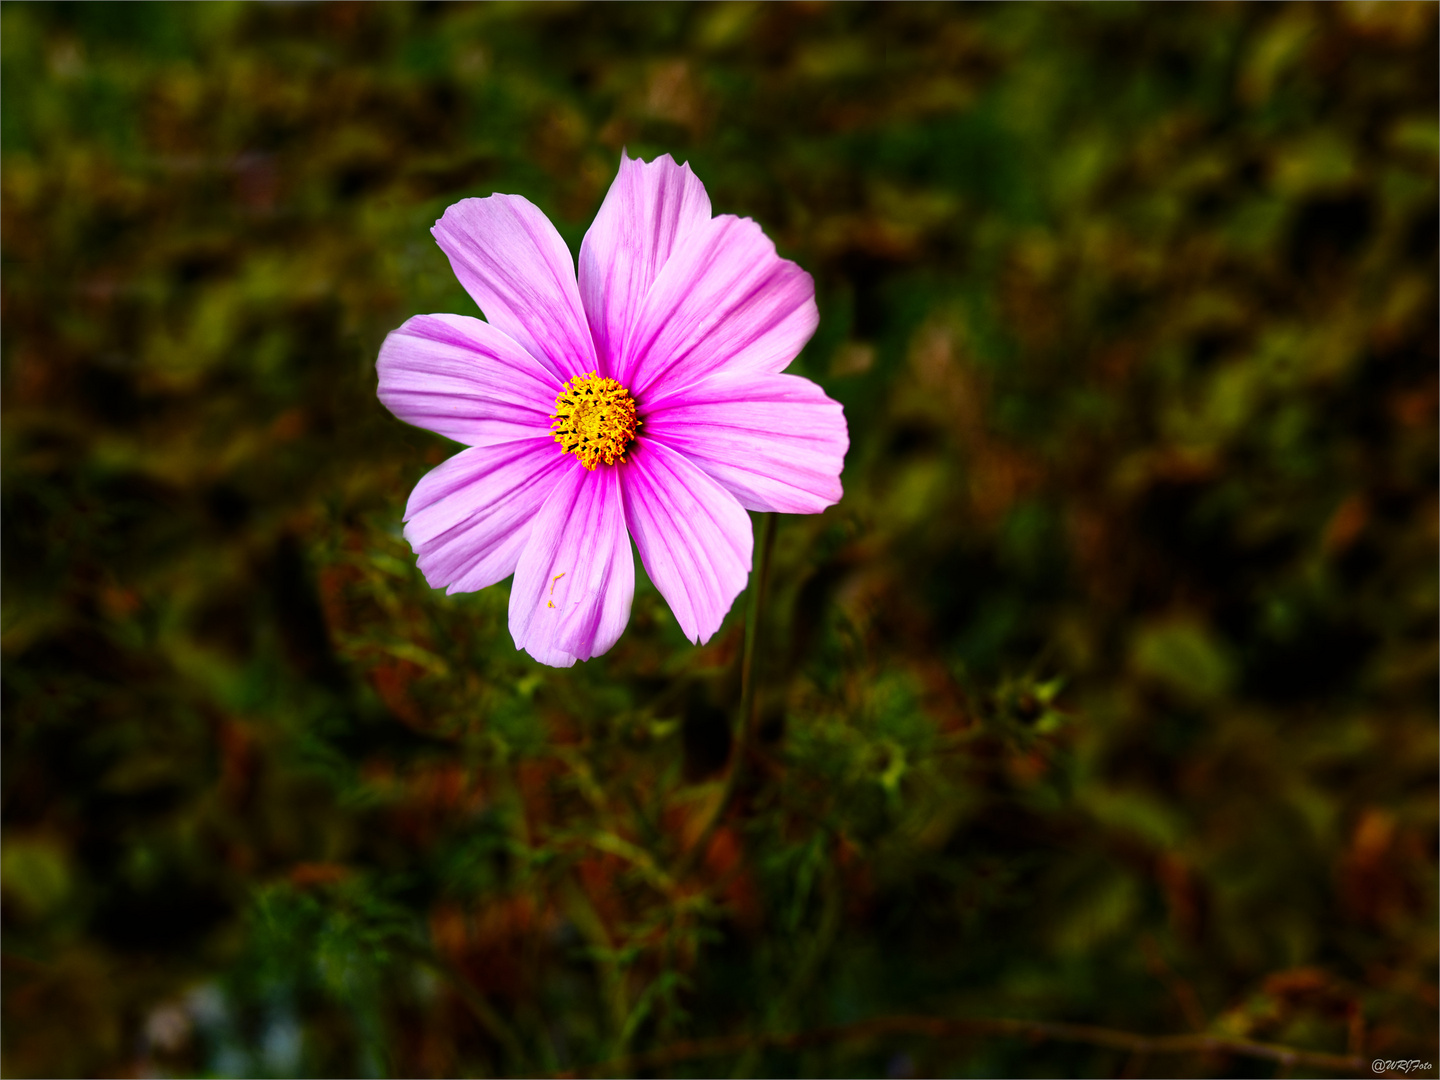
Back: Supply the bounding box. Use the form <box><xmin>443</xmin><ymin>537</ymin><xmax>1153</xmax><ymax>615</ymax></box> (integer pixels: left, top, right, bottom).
<box><xmin>3</xmin><ymin>3</ymin><xmax>1436</xmax><ymax>1077</ymax></box>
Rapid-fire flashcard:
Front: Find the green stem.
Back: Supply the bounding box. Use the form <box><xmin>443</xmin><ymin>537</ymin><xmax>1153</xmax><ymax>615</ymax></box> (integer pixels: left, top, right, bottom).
<box><xmin>558</xmin><ymin>876</ymin><xmax>629</xmax><ymax>1047</ymax></box>
<box><xmin>737</xmin><ymin>511</ymin><xmax>775</xmax><ymax>750</ymax></box>
<box><xmin>405</xmin><ymin>945</ymin><xmax>531</xmax><ymax>1070</ymax></box>
<box><xmin>679</xmin><ymin>512</ymin><xmax>775</xmax><ymax>878</ymax></box>
<box><xmin>731</xmin><ymin>861</ymin><xmax>842</xmax><ymax>1078</ymax></box>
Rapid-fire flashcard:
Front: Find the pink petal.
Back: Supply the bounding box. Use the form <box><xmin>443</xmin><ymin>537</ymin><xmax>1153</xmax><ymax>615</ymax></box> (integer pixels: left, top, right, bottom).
<box><xmin>377</xmin><ymin>313</ymin><xmax>559</xmax><ymax>447</ymax></box>
<box><xmin>509</xmin><ymin>464</ymin><xmax>634</xmax><ymax>665</ymax></box>
<box><xmin>642</xmin><ymin>371</ymin><xmax>848</xmax><ymax>514</ymax></box>
<box><xmin>404</xmin><ymin>438</ymin><xmax>569</xmax><ymax>595</ymax></box>
<box><xmin>579</xmin><ymin>152</ymin><xmax>711</xmax><ymax>375</ymax></box>
<box><xmin>514</xmin><ymin>635</ymin><xmax>578</xmax><ymax>670</ymax></box>
<box><xmin>620</xmin><ymin>439</ymin><xmax>752</xmax><ymax>646</ymax></box>
<box><xmin>614</xmin><ymin>214</ymin><xmax>818</xmax><ymax>400</ymax></box>
<box><xmin>432</xmin><ymin>194</ymin><xmax>597</xmax><ymax>385</ymax></box>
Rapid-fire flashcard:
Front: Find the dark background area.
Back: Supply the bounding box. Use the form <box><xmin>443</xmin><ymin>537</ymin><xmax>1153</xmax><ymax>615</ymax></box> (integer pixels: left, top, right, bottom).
<box><xmin>2</xmin><ymin>2</ymin><xmax>1436</xmax><ymax>1077</ymax></box>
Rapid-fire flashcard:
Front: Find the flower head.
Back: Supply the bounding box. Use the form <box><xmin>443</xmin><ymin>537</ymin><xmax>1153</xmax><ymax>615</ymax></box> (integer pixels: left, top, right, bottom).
<box><xmin>377</xmin><ymin>153</ymin><xmax>848</xmax><ymax>667</ymax></box>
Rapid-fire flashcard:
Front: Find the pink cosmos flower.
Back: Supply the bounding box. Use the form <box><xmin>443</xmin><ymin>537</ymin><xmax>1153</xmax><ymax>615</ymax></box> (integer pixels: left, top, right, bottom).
<box><xmin>377</xmin><ymin>153</ymin><xmax>848</xmax><ymax>667</ymax></box>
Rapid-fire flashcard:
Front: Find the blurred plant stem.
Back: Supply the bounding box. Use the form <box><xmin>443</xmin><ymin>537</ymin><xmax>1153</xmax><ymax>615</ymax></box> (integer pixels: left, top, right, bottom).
<box><xmin>558</xmin><ymin>876</ymin><xmax>630</xmax><ymax>1051</ymax></box>
<box><xmin>731</xmin><ymin>860</ymin><xmax>843</xmax><ymax>1079</ymax></box>
<box><xmin>405</xmin><ymin>945</ymin><xmax>531</xmax><ymax>1070</ymax></box>
<box><xmin>679</xmin><ymin>512</ymin><xmax>774</xmax><ymax>881</ymax></box>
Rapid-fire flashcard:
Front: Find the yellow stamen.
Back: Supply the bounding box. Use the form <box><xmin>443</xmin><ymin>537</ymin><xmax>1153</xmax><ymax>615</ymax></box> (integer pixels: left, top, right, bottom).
<box><xmin>549</xmin><ymin>372</ymin><xmax>640</xmax><ymax>470</ymax></box>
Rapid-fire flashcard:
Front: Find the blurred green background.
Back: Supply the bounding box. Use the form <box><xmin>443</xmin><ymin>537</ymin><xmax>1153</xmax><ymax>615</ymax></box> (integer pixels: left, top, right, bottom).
<box><xmin>3</xmin><ymin>3</ymin><xmax>1436</xmax><ymax>1077</ymax></box>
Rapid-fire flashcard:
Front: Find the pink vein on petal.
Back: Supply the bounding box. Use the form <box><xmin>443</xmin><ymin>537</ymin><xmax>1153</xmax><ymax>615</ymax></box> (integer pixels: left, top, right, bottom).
<box><xmin>432</xmin><ymin>194</ymin><xmax>596</xmax><ymax>385</ymax></box>
<box><xmin>377</xmin><ymin>313</ymin><xmax>559</xmax><ymax>447</ymax></box>
<box><xmin>615</xmin><ymin>214</ymin><xmax>818</xmax><ymax>399</ymax></box>
<box><xmin>509</xmin><ymin>464</ymin><xmax>634</xmax><ymax>664</ymax></box>
<box><xmin>579</xmin><ymin>152</ymin><xmax>711</xmax><ymax>376</ymax></box>
<box><xmin>403</xmin><ymin>438</ymin><xmax>569</xmax><ymax>595</ymax></box>
<box><xmin>642</xmin><ymin>371</ymin><xmax>848</xmax><ymax>514</ymax></box>
<box><xmin>621</xmin><ymin>439</ymin><xmax>752</xmax><ymax>646</ymax></box>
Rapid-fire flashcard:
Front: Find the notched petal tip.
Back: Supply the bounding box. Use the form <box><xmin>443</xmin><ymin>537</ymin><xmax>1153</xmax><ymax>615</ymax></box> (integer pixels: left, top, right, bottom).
<box><xmin>580</xmin><ymin>150</ymin><xmax>713</xmax><ymax>376</ymax></box>
<box><xmin>523</xmin><ymin>638</ymin><xmax>579</xmax><ymax>668</ymax></box>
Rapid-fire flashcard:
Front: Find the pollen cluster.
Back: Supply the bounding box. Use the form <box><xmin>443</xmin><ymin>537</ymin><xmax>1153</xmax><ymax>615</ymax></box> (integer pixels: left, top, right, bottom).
<box><xmin>549</xmin><ymin>372</ymin><xmax>640</xmax><ymax>470</ymax></box>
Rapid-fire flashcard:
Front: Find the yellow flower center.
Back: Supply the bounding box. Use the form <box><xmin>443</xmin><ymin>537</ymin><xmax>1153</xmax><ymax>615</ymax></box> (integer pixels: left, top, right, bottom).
<box><xmin>549</xmin><ymin>372</ymin><xmax>640</xmax><ymax>470</ymax></box>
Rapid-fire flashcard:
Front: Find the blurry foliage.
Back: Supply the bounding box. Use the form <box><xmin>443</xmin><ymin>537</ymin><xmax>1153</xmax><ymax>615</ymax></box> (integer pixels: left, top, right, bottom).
<box><xmin>2</xmin><ymin>2</ymin><xmax>1436</xmax><ymax>1077</ymax></box>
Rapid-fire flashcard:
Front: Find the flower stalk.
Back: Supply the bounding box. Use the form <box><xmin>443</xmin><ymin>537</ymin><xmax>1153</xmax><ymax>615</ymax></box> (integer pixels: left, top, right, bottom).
<box><xmin>738</xmin><ymin>510</ymin><xmax>775</xmax><ymax>751</ymax></box>
<box><xmin>681</xmin><ymin>511</ymin><xmax>774</xmax><ymax>879</ymax></box>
